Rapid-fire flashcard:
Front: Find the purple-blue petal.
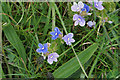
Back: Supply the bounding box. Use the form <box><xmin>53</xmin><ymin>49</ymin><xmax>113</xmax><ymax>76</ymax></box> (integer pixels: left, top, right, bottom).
<box><xmin>54</xmin><ymin>27</ymin><xmax>59</xmax><ymax>32</ymax></box>
<box><xmin>79</xmin><ymin>18</ymin><xmax>85</xmax><ymax>26</ymax></box>
<box><xmin>47</xmin><ymin>53</ymin><xmax>59</xmax><ymax>64</ymax></box>
<box><xmin>73</xmin><ymin>14</ymin><xmax>78</xmax><ymax>21</ymax></box>
<box><xmin>71</xmin><ymin>5</ymin><xmax>78</xmax><ymax>12</ymax></box>
<box><xmin>82</xmin><ymin>4</ymin><xmax>90</xmax><ymax>12</ymax></box>
<box><xmin>69</xmin><ymin>38</ymin><xmax>75</xmax><ymax>43</ymax></box>
<box><xmin>50</xmin><ymin>32</ymin><xmax>56</xmax><ymax>36</ymax></box>
<box><xmin>36</xmin><ymin>48</ymin><xmax>42</xmax><ymax>53</ymax></box>
<box><xmin>38</xmin><ymin>43</ymin><xmax>43</xmax><ymax>48</ymax></box>
<box><xmin>67</xmin><ymin>33</ymin><xmax>73</xmax><ymax>38</ymax></box>
<box><xmin>74</xmin><ymin>20</ymin><xmax>79</xmax><ymax>26</ymax></box>
<box><xmin>62</xmin><ymin>33</ymin><xmax>75</xmax><ymax>46</ymax></box>
<box><xmin>94</xmin><ymin>1</ymin><xmax>104</xmax><ymax>10</ymax></box>
<box><xmin>47</xmin><ymin>59</ymin><xmax>53</xmax><ymax>64</ymax></box>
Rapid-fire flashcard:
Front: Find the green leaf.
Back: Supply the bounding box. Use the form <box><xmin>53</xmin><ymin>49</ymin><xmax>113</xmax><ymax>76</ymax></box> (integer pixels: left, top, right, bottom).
<box><xmin>53</xmin><ymin>43</ymin><xmax>98</xmax><ymax>78</ymax></box>
<box><xmin>3</xmin><ymin>24</ymin><xmax>26</xmax><ymax>64</ymax></box>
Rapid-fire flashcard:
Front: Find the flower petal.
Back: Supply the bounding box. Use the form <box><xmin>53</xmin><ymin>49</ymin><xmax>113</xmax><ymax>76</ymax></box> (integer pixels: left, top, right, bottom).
<box><xmin>53</xmin><ymin>58</ymin><xmax>57</xmax><ymax>62</ymax></box>
<box><xmin>70</xmin><ymin>38</ymin><xmax>75</xmax><ymax>43</ymax></box>
<box><xmin>95</xmin><ymin>1</ymin><xmax>104</xmax><ymax>10</ymax></box>
<box><xmin>73</xmin><ymin>14</ymin><xmax>78</xmax><ymax>21</ymax></box>
<box><xmin>53</xmin><ymin>53</ymin><xmax>59</xmax><ymax>57</ymax></box>
<box><xmin>36</xmin><ymin>48</ymin><xmax>42</xmax><ymax>53</ymax></box>
<box><xmin>87</xmin><ymin>13</ymin><xmax>92</xmax><ymax>15</ymax></box>
<box><xmin>108</xmin><ymin>21</ymin><xmax>113</xmax><ymax>24</ymax></box>
<box><xmin>67</xmin><ymin>33</ymin><xmax>73</xmax><ymax>38</ymax></box>
<box><xmin>62</xmin><ymin>35</ymin><xmax>68</xmax><ymax>41</ymax></box>
<box><xmin>79</xmin><ymin>19</ymin><xmax>85</xmax><ymax>26</ymax></box>
<box><xmin>44</xmin><ymin>43</ymin><xmax>48</xmax><ymax>48</ymax></box>
<box><xmin>47</xmin><ymin>59</ymin><xmax>53</xmax><ymax>64</ymax></box>
<box><xmin>74</xmin><ymin>20</ymin><xmax>79</xmax><ymax>26</ymax></box>
<box><xmin>71</xmin><ymin>5</ymin><xmax>78</xmax><ymax>12</ymax></box>
<box><xmin>54</xmin><ymin>27</ymin><xmax>59</xmax><ymax>32</ymax></box>
<box><xmin>50</xmin><ymin>32</ymin><xmax>55</xmax><ymax>36</ymax></box>
<box><xmin>87</xmin><ymin>21</ymin><xmax>93</xmax><ymax>27</ymax></box>
<box><xmin>38</xmin><ymin>43</ymin><xmax>43</xmax><ymax>48</ymax></box>
<box><xmin>78</xmin><ymin>1</ymin><xmax>84</xmax><ymax>8</ymax></box>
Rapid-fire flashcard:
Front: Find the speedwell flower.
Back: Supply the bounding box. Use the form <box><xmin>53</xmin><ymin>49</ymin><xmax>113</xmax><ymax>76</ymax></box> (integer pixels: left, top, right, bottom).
<box><xmin>36</xmin><ymin>43</ymin><xmax>48</xmax><ymax>54</ymax></box>
<box><xmin>73</xmin><ymin>14</ymin><xmax>85</xmax><ymax>26</ymax></box>
<box><xmin>87</xmin><ymin>21</ymin><xmax>96</xmax><ymax>27</ymax></box>
<box><xmin>88</xmin><ymin>0</ymin><xmax>104</xmax><ymax>10</ymax></box>
<box><xmin>62</xmin><ymin>33</ymin><xmax>75</xmax><ymax>45</ymax></box>
<box><xmin>82</xmin><ymin>4</ymin><xmax>90</xmax><ymax>13</ymax></box>
<box><xmin>108</xmin><ymin>21</ymin><xmax>113</xmax><ymax>24</ymax></box>
<box><xmin>47</xmin><ymin>52</ymin><xmax>59</xmax><ymax>64</ymax></box>
<box><xmin>71</xmin><ymin>1</ymin><xmax>84</xmax><ymax>12</ymax></box>
<box><xmin>50</xmin><ymin>27</ymin><xmax>62</xmax><ymax>40</ymax></box>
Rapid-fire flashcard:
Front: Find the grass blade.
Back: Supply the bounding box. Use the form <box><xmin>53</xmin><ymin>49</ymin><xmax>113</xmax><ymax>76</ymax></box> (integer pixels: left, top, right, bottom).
<box><xmin>53</xmin><ymin>43</ymin><xmax>98</xmax><ymax>78</ymax></box>
<box><xmin>3</xmin><ymin>24</ymin><xmax>26</xmax><ymax>64</ymax></box>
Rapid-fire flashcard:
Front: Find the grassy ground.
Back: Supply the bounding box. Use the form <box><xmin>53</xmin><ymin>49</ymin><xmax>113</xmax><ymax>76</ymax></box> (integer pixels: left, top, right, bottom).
<box><xmin>1</xmin><ymin>1</ymin><xmax>120</xmax><ymax>79</ymax></box>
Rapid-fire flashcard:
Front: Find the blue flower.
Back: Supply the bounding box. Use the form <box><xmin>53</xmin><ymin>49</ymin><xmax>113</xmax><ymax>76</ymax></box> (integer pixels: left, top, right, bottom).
<box><xmin>88</xmin><ymin>0</ymin><xmax>104</xmax><ymax>10</ymax></box>
<box><xmin>50</xmin><ymin>27</ymin><xmax>62</xmax><ymax>40</ymax></box>
<box><xmin>87</xmin><ymin>21</ymin><xmax>96</xmax><ymax>27</ymax></box>
<box><xmin>62</xmin><ymin>33</ymin><xmax>75</xmax><ymax>45</ymax></box>
<box><xmin>73</xmin><ymin>14</ymin><xmax>85</xmax><ymax>26</ymax></box>
<box><xmin>36</xmin><ymin>43</ymin><xmax>48</xmax><ymax>54</ymax></box>
<box><xmin>71</xmin><ymin>1</ymin><xmax>84</xmax><ymax>12</ymax></box>
<box><xmin>47</xmin><ymin>52</ymin><xmax>59</xmax><ymax>64</ymax></box>
<box><xmin>82</xmin><ymin>4</ymin><xmax>90</xmax><ymax>13</ymax></box>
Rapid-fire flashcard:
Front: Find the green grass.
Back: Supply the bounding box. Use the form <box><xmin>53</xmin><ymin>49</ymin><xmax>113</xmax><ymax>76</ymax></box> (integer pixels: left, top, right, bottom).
<box><xmin>1</xmin><ymin>2</ymin><xmax>120</xmax><ymax>79</ymax></box>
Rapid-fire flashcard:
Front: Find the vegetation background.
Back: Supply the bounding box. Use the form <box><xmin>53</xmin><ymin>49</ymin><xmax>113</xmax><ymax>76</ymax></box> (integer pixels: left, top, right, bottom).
<box><xmin>1</xmin><ymin>1</ymin><xmax>120</xmax><ymax>79</ymax></box>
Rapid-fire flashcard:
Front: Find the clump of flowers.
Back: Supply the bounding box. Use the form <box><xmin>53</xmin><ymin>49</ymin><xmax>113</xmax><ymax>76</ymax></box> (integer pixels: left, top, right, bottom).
<box><xmin>71</xmin><ymin>1</ymin><xmax>91</xmax><ymax>27</ymax></box>
<box><xmin>36</xmin><ymin>27</ymin><xmax>75</xmax><ymax>64</ymax></box>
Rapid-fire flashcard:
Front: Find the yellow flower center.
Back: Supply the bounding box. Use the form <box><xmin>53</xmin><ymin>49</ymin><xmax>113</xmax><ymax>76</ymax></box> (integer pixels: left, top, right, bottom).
<box><xmin>68</xmin><ymin>38</ymin><xmax>69</xmax><ymax>41</ymax></box>
<box><xmin>55</xmin><ymin>33</ymin><xmax>57</xmax><ymax>35</ymax></box>
<box><xmin>78</xmin><ymin>18</ymin><xmax>81</xmax><ymax>21</ymax></box>
<box><xmin>42</xmin><ymin>47</ymin><xmax>44</xmax><ymax>49</ymax></box>
<box><xmin>51</xmin><ymin>56</ymin><xmax>53</xmax><ymax>58</ymax></box>
<box><xmin>77</xmin><ymin>7</ymin><xmax>79</xmax><ymax>10</ymax></box>
<box><xmin>96</xmin><ymin>4</ymin><xmax>98</xmax><ymax>6</ymax></box>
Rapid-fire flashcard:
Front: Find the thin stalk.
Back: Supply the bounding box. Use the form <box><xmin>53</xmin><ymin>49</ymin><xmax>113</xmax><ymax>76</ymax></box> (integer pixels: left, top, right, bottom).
<box><xmin>103</xmin><ymin>23</ymin><xmax>114</xmax><ymax>54</ymax></box>
<box><xmin>16</xmin><ymin>2</ymin><xmax>24</xmax><ymax>25</ymax></box>
<box><xmin>2</xmin><ymin>50</ymin><xmax>12</xmax><ymax>78</ymax></box>
<box><xmin>52</xmin><ymin>3</ymin><xmax>68</xmax><ymax>34</ymax></box>
<box><xmin>88</xmin><ymin>52</ymin><xmax>101</xmax><ymax>78</ymax></box>
<box><xmin>52</xmin><ymin>3</ymin><xmax>55</xmax><ymax>31</ymax></box>
<box><xmin>71</xmin><ymin>45</ymin><xmax>88</xmax><ymax>78</ymax></box>
<box><xmin>53</xmin><ymin>3</ymin><xmax>88</xmax><ymax>78</ymax></box>
<box><xmin>0</xmin><ymin>4</ymin><xmax>2</xmax><ymax>78</ymax></box>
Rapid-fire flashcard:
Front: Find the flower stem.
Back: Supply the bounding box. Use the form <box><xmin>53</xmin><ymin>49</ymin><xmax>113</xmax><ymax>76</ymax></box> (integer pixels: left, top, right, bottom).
<box><xmin>53</xmin><ymin>3</ymin><xmax>88</xmax><ymax>78</ymax></box>
<box><xmin>71</xmin><ymin>45</ymin><xmax>88</xmax><ymax>78</ymax></box>
<box><xmin>52</xmin><ymin>2</ymin><xmax>55</xmax><ymax>31</ymax></box>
